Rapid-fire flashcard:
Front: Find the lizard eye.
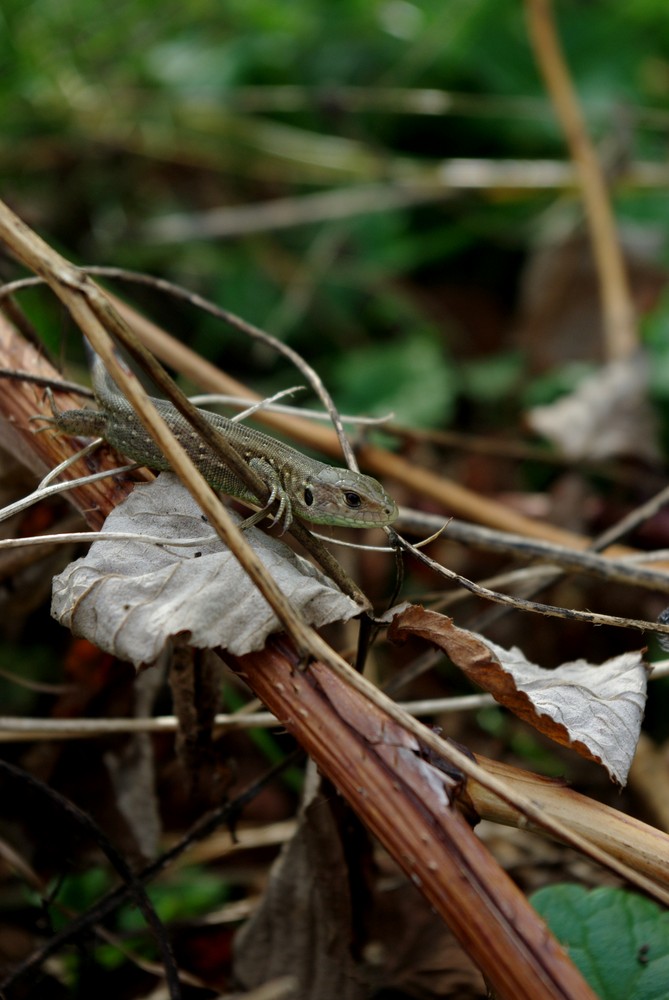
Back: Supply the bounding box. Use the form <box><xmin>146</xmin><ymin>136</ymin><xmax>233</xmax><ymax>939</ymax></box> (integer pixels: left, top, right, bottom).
<box><xmin>303</xmin><ymin>486</ymin><xmax>314</xmax><ymax>507</ymax></box>
<box><xmin>344</xmin><ymin>491</ymin><xmax>362</xmax><ymax>509</ymax></box>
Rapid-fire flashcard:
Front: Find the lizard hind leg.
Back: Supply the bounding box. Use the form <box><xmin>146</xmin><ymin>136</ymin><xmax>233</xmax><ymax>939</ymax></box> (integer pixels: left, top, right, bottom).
<box><xmin>30</xmin><ymin>388</ymin><xmax>106</xmax><ymax>438</ymax></box>
<box><xmin>29</xmin><ymin>387</ymin><xmax>66</xmax><ymax>433</ymax></box>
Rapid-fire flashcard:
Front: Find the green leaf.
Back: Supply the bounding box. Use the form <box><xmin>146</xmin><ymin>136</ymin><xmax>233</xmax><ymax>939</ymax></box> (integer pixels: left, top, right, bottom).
<box><xmin>118</xmin><ymin>866</ymin><xmax>229</xmax><ymax>930</ymax></box>
<box><xmin>459</xmin><ymin>350</ymin><xmax>523</xmax><ymax>404</ymax></box>
<box><xmin>531</xmin><ymin>884</ymin><xmax>669</xmax><ymax>1000</ymax></box>
<box><xmin>331</xmin><ymin>331</ymin><xmax>456</xmax><ymax>428</ymax></box>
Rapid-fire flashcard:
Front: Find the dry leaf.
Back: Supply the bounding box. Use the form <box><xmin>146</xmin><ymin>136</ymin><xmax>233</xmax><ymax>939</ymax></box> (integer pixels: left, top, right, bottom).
<box><xmin>369</xmin><ymin>879</ymin><xmax>486</xmax><ymax>998</ymax></box>
<box><xmin>526</xmin><ymin>353</ymin><xmax>660</xmax><ymax>462</ymax></box>
<box><xmin>103</xmin><ymin>666</ymin><xmax>163</xmax><ymax>861</ymax></box>
<box><xmin>390</xmin><ymin>606</ymin><xmax>648</xmax><ymax>785</ymax></box>
<box><xmin>236</xmin><ymin>769</ymin><xmax>485</xmax><ymax>1000</ymax></box>
<box><xmin>51</xmin><ymin>473</ymin><xmax>360</xmax><ymax>666</ymax></box>
<box><xmin>234</xmin><ymin>771</ymin><xmax>373</xmax><ymax>1000</ymax></box>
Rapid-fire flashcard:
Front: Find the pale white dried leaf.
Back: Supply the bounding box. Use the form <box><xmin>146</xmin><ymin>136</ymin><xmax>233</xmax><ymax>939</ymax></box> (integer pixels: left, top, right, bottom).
<box><xmin>527</xmin><ymin>353</ymin><xmax>660</xmax><ymax>462</ymax></box>
<box><xmin>389</xmin><ymin>607</ymin><xmax>648</xmax><ymax>785</ymax></box>
<box><xmin>481</xmin><ymin>636</ymin><xmax>647</xmax><ymax>782</ymax></box>
<box><xmin>51</xmin><ymin>473</ymin><xmax>360</xmax><ymax>666</ymax></box>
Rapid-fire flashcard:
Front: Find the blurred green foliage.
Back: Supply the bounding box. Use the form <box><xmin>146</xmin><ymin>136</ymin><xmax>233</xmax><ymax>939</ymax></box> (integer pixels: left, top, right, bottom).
<box><xmin>3</xmin><ymin>0</ymin><xmax>669</xmax><ymax>431</ymax></box>
<box><xmin>39</xmin><ymin>864</ymin><xmax>230</xmax><ymax>974</ymax></box>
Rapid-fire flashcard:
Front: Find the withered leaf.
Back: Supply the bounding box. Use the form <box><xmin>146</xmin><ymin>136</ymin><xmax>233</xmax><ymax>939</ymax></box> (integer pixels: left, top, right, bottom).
<box><xmin>390</xmin><ymin>606</ymin><xmax>648</xmax><ymax>785</ymax></box>
<box><xmin>51</xmin><ymin>474</ymin><xmax>360</xmax><ymax>666</ymax></box>
<box><xmin>234</xmin><ymin>776</ymin><xmax>371</xmax><ymax>1000</ymax></box>
<box><xmin>526</xmin><ymin>353</ymin><xmax>660</xmax><ymax>463</ymax></box>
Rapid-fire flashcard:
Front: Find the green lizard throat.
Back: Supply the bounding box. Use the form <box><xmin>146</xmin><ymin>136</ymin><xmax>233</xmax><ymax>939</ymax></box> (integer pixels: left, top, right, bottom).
<box><xmin>52</xmin><ymin>353</ymin><xmax>399</xmax><ymax>531</ymax></box>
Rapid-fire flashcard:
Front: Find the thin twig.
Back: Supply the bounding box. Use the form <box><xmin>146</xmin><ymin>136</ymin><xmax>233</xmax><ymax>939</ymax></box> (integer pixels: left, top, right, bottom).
<box><xmin>143</xmin><ymin>183</ymin><xmax>448</xmax><ymax>242</ymax></box>
<box><xmin>230</xmin><ymin>83</ymin><xmax>669</xmax><ymax>131</ymax></box>
<box><xmin>0</xmin><ymin>366</ymin><xmax>92</xmax><ymax>396</ymax></box>
<box><xmin>590</xmin><ymin>482</ymin><xmax>669</xmax><ymax>552</ymax></box>
<box><xmin>392</xmin><ymin>528</ymin><xmax>669</xmax><ymax>641</ymax></box>
<box><xmin>0</xmin><ymin>755</ymin><xmax>297</xmax><ymax>995</ymax></box>
<box><xmin>84</xmin><ymin>266</ymin><xmax>361</xmax><ymax>473</ymax></box>
<box><xmin>139</xmin><ymin>165</ymin><xmax>669</xmax><ymax>240</ymax></box>
<box><xmin>0</xmin><ymin>456</ymin><xmax>138</xmax><ymax>524</ymax></box>
<box><xmin>0</xmin><ymin>529</ymin><xmax>224</xmax><ymax>550</ymax></box>
<box><xmin>0</xmin><ymin>760</ymin><xmax>181</xmax><ymax>999</ymax></box>
<box><xmin>0</xmin><ymin>694</ymin><xmax>495</xmax><ymax>741</ymax></box>
<box><xmin>0</xmin><ymin>270</ymin><xmax>359</xmax><ymax>473</ymax></box>
<box><xmin>398</xmin><ymin>509</ymin><xmax>669</xmax><ymax>593</ymax></box>
<box><xmin>192</xmin><ymin>394</ymin><xmax>392</xmax><ymax>426</ymax></box>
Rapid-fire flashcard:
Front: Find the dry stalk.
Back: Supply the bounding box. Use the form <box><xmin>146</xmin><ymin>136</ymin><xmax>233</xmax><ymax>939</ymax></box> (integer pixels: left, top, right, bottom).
<box><xmin>525</xmin><ymin>0</ymin><xmax>637</xmax><ymax>360</ymax></box>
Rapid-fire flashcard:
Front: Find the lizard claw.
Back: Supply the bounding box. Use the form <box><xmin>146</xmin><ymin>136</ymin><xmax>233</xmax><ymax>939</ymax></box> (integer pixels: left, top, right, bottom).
<box><xmin>238</xmin><ymin>495</ymin><xmax>293</xmax><ymax>533</ymax></box>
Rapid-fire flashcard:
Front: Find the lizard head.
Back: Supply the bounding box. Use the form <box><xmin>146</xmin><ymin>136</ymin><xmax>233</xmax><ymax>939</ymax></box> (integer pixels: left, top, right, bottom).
<box><xmin>293</xmin><ymin>466</ymin><xmax>398</xmax><ymax>528</ymax></box>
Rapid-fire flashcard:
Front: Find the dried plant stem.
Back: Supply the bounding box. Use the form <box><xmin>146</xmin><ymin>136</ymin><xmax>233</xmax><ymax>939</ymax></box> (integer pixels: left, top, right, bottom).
<box><xmin>145</xmin><ymin>182</ymin><xmax>446</xmax><ymax>242</ymax></box>
<box><xmin>226</xmin><ymin>643</ymin><xmax>598</xmax><ymax>1000</ymax></box>
<box><xmin>471</xmin><ymin>755</ymin><xmax>669</xmax><ymax>888</ymax></box>
<box><xmin>0</xmin><ymin>312</ymin><xmax>145</xmax><ymax>529</ymax></box>
<box><xmin>80</xmin><ymin>267</ymin><xmax>360</xmax><ymax>472</ymax></box>
<box><xmin>399</xmin><ymin>509</ymin><xmax>669</xmax><ymax>593</ymax></box>
<box><xmin>525</xmin><ymin>0</ymin><xmax>637</xmax><ymax>360</ymax></box>
<box><xmin>393</xmin><ymin>529</ymin><xmax>669</xmax><ymax>641</ymax></box>
<box><xmin>0</xmin><ymin>694</ymin><xmax>495</xmax><ymax>742</ymax></box>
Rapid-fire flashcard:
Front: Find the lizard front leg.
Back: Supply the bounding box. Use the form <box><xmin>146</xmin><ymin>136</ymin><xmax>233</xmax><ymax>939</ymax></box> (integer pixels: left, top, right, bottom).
<box><xmin>246</xmin><ymin>455</ymin><xmax>293</xmax><ymax>531</ymax></box>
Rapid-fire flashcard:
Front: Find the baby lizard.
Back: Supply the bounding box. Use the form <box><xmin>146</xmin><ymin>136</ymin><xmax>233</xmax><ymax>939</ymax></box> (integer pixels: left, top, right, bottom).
<box><xmin>51</xmin><ymin>352</ymin><xmax>398</xmax><ymax>531</ymax></box>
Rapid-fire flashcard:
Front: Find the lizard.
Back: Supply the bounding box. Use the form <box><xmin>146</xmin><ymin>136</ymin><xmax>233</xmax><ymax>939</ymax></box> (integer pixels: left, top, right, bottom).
<box><xmin>49</xmin><ymin>350</ymin><xmax>399</xmax><ymax>532</ymax></box>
